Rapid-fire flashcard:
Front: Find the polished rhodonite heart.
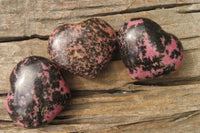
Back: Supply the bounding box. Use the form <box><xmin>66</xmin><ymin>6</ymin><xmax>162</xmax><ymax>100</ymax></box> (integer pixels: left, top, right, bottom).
<box><xmin>48</xmin><ymin>18</ymin><xmax>117</xmax><ymax>79</ymax></box>
<box><xmin>5</xmin><ymin>56</ymin><xmax>70</xmax><ymax>128</ymax></box>
<box><xmin>118</xmin><ymin>18</ymin><xmax>184</xmax><ymax>79</ymax></box>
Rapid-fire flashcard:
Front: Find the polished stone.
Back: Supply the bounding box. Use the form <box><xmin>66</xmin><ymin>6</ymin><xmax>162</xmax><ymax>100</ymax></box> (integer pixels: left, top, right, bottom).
<box><xmin>6</xmin><ymin>56</ymin><xmax>70</xmax><ymax>128</ymax></box>
<box><xmin>118</xmin><ymin>18</ymin><xmax>184</xmax><ymax>79</ymax></box>
<box><xmin>48</xmin><ymin>18</ymin><xmax>117</xmax><ymax>79</ymax></box>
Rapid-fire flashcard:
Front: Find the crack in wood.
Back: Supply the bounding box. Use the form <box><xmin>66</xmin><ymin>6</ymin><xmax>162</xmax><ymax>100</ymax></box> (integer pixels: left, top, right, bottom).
<box><xmin>0</xmin><ymin>93</ymin><xmax>7</xmax><ymax>96</ymax></box>
<box><xmin>0</xmin><ymin>89</ymin><xmax>145</xmax><ymax>98</ymax></box>
<box><xmin>184</xmin><ymin>47</ymin><xmax>200</xmax><ymax>52</ymax></box>
<box><xmin>178</xmin><ymin>9</ymin><xmax>200</xmax><ymax>14</ymax></box>
<box><xmin>133</xmin><ymin>76</ymin><xmax>200</xmax><ymax>86</ymax></box>
<box><xmin>0</xmin><ymin>26</ymin><xmax>198</xmax><ymax>43</ymax></box>
<box><xmin>81</xmin><ymin>3</ymin><xmax>199</xmax><ymax>18</ymax></box>
<box><xmin>0</xmin><ymin>35</ymin><xmax>49</xmax><ymax>43</ymax></box>
<box><xmin>47</xmin><ymin>110</ymin><xmax>200</xmax><ymax>126</ymax></box>
<box><xmin>180</xmin><ymin>35</ymin><xmax>200</xmax><ymax>40</ymax></box>
<box><xmin>0</xmin><ymin>120</ymin><xmax>12</xmax><ymax>123</ymax></box>
<box><xmin>75</xmin><ymin>4</ymin><xmax>125</xmax><ymax>11</ymax></box>
<box><xmin>45</xmin><ymin>3</ymin><xmax>126</xmax><ymax>12</ymax></box>
<box><xmin>70</xmin><ymin>89</ymin><xmax>145</xmax><ymax>98</ymax></box>
<box><xmin>170</xmin><ymin>110</ymin><xmax>200</xmax><ymax>122</ymax></box>
<box><xmin>116</xmin><ymin>110</ymin><xmax>200</xmax><ymax>129</ymax></box>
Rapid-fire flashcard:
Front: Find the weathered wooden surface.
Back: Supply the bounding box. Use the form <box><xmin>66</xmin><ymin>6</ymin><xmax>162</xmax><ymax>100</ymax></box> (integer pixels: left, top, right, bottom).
<box><xmin>0</xmin><ymin>0</ymin><xmax>200</xmax><ymax>132</ymax></box>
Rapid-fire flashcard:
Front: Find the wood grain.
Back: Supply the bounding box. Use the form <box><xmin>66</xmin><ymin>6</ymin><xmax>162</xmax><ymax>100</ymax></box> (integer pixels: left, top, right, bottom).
<box><xmin>0</xmin><ymin>0</ymin><xmax>200</xmax><ymax>132</ymax></box>
<box><xmin>0</xmin><ymin>0</ymin><xmax>200</xmax><ymax>39</ymax></box>
<box><xmin>1</xmin><ymin>84</ymin><xmax>200</xmax><ymax>132</ymax></box>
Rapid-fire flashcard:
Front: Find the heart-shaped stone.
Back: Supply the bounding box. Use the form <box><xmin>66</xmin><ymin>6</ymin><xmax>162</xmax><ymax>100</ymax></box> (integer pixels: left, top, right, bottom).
<box><xmin>48</xmin><ymin>18</ymin><xmax>117</xmax><ymax>79</ymax></box>
<box><xmin>5</xmin><ymin>56</ymin><xmax>70</xmax><ymax>128</ymax></box>
<box><xmin>118</xmin><ymin>18</ymin><xmax>184</xmax><ymax>79</ymax></box>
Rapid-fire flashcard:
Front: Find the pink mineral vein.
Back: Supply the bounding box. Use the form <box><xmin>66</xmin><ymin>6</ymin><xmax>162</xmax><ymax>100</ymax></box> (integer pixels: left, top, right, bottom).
<box><xmin>128</xmin><ymin>67</ymin><xmax>153</xmax><ymax>79</ymax></box>
<box><xmin>16</xmin><ymin>121</ymin><xmax>25</xmax><ymax>127</ymax></box>
<box><xmin>59</xmin><ymin>79</ymin><xmax>70</xmax><ymax>94</ymax></box>
<box><xmin>43</xmin><ymin>105</ymin><xmax>64</xmax><ymax>123</ymax></box>
<box><xmin>23</xmin><ymin>58</ymin><xmax>29</xmax><ymax>65</ymax></box>
<box><xmin>161</xmin><ymin>37</ymin><xmax>184</xmax><ymax>69</ymax></box>
<box><xmin>40</xmin><ymin>62</ymin><xmax>49</xmax><ymax>70</ymax></box>
<box><xmin>5</xmin><ymin>95</ymin><xmax>13</xmax><ymax>114</ymax></box>
<box><xmin>141</xmin><ymin>33</ymin><xmax>160</xmax><ymax>59</ymax></box>
<box><xmin>127</xmin><ymin>19</ymin><xmax>144</xmax><ymax>29</ymax></box>
<box><xmin>33</xmin><ymin>105</ymin><xmax>38</xmax><ymax>118</ymax></box>
<box><xmin>43</xmin><ymin>71</ymin><xmax>50</xmax><ymax>78</ymax></box>
<box><xmin>161</xmin><ymin>36</ymin><xmax>165</xmax><ymax>45</ymax></box>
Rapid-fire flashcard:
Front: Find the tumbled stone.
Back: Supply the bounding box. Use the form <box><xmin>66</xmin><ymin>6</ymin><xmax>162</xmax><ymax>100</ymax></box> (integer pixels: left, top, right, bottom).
<box><xmin>5</xmin><ymin>56</ymin><xmax>70</xmax><ymax>128</ymax></box>
<box><xmin>48</xmin><ymin>18</ymin><xmax>117</xmax><ymax>79</ymax></box>
<box><xmin>118</xmin><ymin>18</ymin><xmax>184</xmax><ymax>79</ymax></box>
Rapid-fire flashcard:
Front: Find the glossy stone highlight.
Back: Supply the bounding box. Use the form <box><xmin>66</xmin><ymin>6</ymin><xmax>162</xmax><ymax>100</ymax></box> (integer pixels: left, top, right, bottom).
<box><xmin>6</xmin><ymin>56</ymin><xmax>70</xmax><ymax>128</ymax></box>
<box><xmin>118</xmin><ymin>18</ymin><xmax>184</xmax><ymax>79</ymax></box>
<box><xmin>48</xmin><ymin>18</ymin><xmax>117</xmax><ymax>79</ymax></box>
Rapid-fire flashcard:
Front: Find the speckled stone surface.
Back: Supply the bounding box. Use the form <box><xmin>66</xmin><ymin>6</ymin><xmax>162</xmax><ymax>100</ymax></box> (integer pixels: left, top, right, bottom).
<box><xmin>118</xmin><ymin>18</ymin><xmax>184</xmax><ymax>79</ymax></box>
<box><xmin>5</xmin><ymin>56</ymin><xmax>70</xmax><ymax>128</ymax></box>
<box><xmin>48</xmin><ymin>18</ymin><xmax>117</xmax><ymax>79</ymax></box>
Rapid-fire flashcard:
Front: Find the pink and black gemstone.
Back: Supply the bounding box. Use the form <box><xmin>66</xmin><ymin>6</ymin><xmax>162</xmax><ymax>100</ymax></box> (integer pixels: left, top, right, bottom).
<box><xmin>48</xmin><ymin>18</ymin><xmax>117</xmax><ymax>79</ymax></box>
<box><xmin>5</xmin><ymin>56</ymin><xmax>70</xmax><ymax>128</ymax></box>
<box><xmin>118</xmin><ymin>18</ymin><xmax>184</xmax><ymax>79</ymax></box>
